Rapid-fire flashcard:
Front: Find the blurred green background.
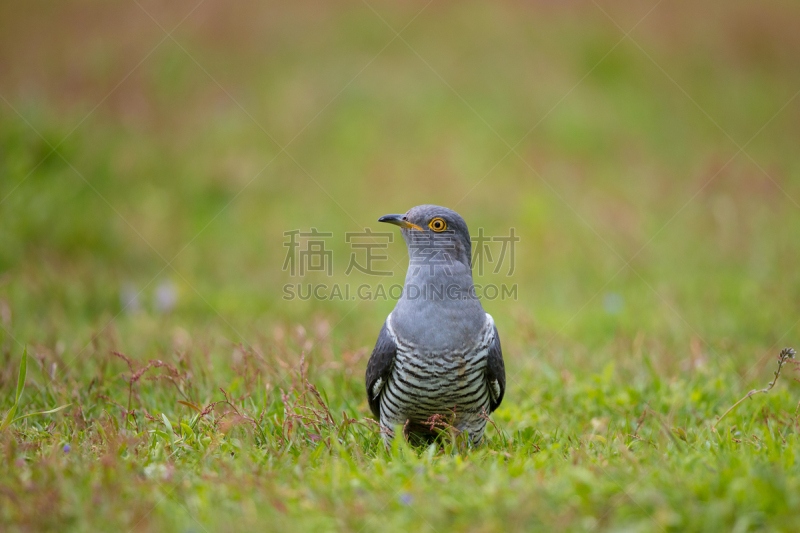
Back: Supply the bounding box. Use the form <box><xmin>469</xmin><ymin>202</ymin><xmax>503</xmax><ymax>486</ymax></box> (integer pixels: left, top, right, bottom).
<box><xmin>2</xmin><ymin>0</ymin><xmax>798</xmax><ymax>367</ymax></box>
<box><xmin>1</xmin><ymin>0</ymin><xmax>800</xmax><ymax>530</ymax></box>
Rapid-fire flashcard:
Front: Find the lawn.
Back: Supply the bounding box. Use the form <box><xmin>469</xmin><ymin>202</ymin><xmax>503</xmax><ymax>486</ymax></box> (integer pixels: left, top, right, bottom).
<box><xmin>1</xmin><ymin>1</ymin><xmax>800</xmax><ymax>531</ymax></box>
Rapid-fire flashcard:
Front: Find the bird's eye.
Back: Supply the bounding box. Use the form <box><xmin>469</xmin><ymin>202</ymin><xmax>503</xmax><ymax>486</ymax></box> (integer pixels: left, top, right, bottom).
<box><xmin>429</xmin><ymin>217</ymin><xmax>447</xmax><ymax>232</ymax></box>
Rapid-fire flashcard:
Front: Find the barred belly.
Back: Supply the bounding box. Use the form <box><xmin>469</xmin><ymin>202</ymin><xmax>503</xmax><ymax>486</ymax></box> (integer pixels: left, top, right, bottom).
<box><xmin>379</xmin><ymin>342</ymin><xmax>491</xmax><ymax>444</ymax></box>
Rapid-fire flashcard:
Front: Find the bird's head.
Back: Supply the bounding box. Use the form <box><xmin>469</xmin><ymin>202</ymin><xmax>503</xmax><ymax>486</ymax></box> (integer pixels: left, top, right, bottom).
<box><xmin>378</xmin><ymin>205</ymin><xmax>472</xmax><ymax>270</ymax></box>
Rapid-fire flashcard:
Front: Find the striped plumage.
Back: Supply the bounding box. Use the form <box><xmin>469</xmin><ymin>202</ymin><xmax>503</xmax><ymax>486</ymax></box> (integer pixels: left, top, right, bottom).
<box><xmin>366</xmin><ymin>205</ymin><xmax>506</xmax><ymax>445</ymax></box>
<box><xmin>373</xmin><ymin>312</ymin><xmax>500</xmax><ymax>443</ymax></box>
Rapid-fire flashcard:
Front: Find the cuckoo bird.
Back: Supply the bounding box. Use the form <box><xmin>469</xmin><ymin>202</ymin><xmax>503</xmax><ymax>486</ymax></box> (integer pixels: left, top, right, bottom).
<box><xmin>365</xmin><ymin>205</ymin><xmax>506</xmax><ymax>444</ymax></box>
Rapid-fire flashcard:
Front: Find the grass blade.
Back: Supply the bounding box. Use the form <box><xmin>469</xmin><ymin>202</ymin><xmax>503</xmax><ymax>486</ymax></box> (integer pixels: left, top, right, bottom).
<box><xmin>177</xmin><ymin>400</ymin><xmax>201</xmax><ymax>412</ymax></box>
<box><xmin>16</xmin><ymin>346</ymin><xmax>27</xmax><ymax>404</ymax></box>
<box><xmin>162</xmin><ymin>413</ymin><xmax>178</xmax><ymax>444</ymax></box>
<box><xmin>1</xmin><ymin>405</ymin><xmax>18</xmax><ymax>432</ymax></box>
<box><xmin>1</xmin><ymin>348</ymin><xmax>29</xmax><ymax>432</ymax></box>
<box><xmin>10</xmin><ymin>403</ymin><xmax>72</xmax><ymax>425</ymax></box>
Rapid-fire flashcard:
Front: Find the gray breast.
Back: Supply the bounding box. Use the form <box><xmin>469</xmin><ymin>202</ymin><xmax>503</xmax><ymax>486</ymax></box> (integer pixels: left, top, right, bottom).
<box><xmin>379</xmin><ymin>313</ymin><xmax>495</xmax><ymax>440</ymax></box>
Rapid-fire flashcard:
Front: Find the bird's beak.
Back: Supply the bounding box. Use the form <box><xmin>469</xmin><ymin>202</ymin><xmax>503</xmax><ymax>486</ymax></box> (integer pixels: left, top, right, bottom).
<box><xmin>378</xmin><ymin>214</ymin><xmax>423</xmax><ymax>231</ymax></box>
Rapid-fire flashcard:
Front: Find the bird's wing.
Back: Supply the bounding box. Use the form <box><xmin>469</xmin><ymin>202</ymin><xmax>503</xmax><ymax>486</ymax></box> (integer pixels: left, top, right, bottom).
<box><xmin>485</xmin><ymin>315</ymin><xmax>506</xmax><ymax>412</ymax></box>
<box><xmin>365</xmin><ymin>319</ymin><xmax>397</xmax><ymax>419</ymax></box>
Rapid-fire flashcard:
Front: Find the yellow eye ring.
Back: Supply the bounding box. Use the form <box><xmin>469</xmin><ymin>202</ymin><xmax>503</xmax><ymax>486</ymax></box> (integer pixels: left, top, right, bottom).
<box><xmin>429</xmin><ymin>217</ymin><xmax>447</xmax><ymax>232</ymax></box>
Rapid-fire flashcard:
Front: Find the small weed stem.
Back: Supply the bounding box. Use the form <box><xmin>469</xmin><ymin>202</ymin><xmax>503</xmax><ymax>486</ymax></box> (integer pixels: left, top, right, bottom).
<box><xmin>713</xmin><ymin>347</ymin><xmax>796</xmax><ymax>430</ymax></box>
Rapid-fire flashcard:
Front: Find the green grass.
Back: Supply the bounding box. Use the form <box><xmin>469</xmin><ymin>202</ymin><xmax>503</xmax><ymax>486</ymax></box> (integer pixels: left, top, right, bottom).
<box><xmin>2</xmin><ymin>0</ymin><xmax>800</xmax><ymax>531</ymax></box>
